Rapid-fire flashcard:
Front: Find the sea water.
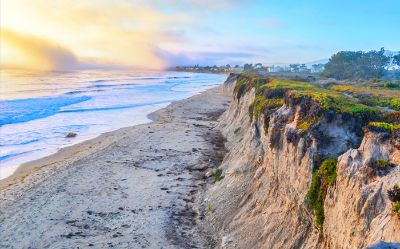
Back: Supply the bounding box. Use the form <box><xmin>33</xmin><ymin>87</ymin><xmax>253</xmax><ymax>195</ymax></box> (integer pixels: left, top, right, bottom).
<box><xmin>0</xmin><ymin>70</ymin><xmax>227</xmax><ymax>179</ymax></box>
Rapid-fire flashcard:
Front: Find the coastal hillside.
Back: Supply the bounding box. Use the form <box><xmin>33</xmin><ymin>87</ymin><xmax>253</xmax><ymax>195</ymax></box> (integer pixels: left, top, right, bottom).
<box><xmin>200</xmin><ymin>73</ymin><xmax>400</xmax><ymax>248</ymax></box>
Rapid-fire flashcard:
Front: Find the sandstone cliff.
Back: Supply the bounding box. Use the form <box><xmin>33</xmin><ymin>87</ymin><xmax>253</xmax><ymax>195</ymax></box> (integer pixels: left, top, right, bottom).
<box><xmin>200</xmin><ymin>74</ymin><xmax>400</xmax><ymax>249</ymax></box>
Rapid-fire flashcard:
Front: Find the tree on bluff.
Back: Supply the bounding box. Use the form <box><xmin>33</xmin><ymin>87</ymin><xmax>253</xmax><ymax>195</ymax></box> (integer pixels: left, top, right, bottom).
<box><xmin>321</xmin><ymin>48</ymin><xmax>390</xmax><ymax>80</ymax></box>
<box><xmin>394</xmin><ymin>54</ymin><xmax>400</xmax><ymax>66</ymax></box>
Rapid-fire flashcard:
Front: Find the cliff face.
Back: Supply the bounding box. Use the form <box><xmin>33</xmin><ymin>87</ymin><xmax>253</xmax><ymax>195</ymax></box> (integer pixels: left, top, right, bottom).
<box><xmin>324</xmin><ymin>130</ymin><xmax>400</xmax><ymax>248</ymax></box>
<box><xmin>201</xmin><ymin>74</ymin><xmax>400</xmax><ymax>249</ymax></box>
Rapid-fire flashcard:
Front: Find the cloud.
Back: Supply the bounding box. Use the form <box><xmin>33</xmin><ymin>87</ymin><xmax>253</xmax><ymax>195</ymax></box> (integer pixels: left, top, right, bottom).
<box><xmin>0</xmin><ymin>28</ymin><xmax>78</xmax><ymax>71</ymax></box>
<box><xmin>1</xmin><ymin>0</ymin><xmax>311</xmax><ymax>70</ymax></box>
<box><xmin>1</xmin><ymin>0</ymin><xmax>193</xmax><ymax>70</ymax></box>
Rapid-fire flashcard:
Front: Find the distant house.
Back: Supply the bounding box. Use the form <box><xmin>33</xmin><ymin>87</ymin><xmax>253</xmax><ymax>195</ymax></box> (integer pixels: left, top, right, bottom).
<box><xmin>268</xmin><ymin>66</ymin><xmax>290</xmax><ymax>73</ymax></box>
<box><xmin>265</xmin><ymin>66</ymin><xmax>273</xmax><ymax>72</ymax></box>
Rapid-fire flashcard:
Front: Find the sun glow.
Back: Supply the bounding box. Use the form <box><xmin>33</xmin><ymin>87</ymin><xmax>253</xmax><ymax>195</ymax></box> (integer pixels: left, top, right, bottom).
<box><xmin>0</xmin><ymin>0</ymin><xmax>189</xmax><ymax>71</ymax></box>
<box><xmin>1</xmin><ymin>29</ymin><xmax>67</xmax><ymax>71</ymax></box>
<box><xmin>1</xmin><ymin>31</ymin><xmax>34</xmax><ymax>70</ymax></box>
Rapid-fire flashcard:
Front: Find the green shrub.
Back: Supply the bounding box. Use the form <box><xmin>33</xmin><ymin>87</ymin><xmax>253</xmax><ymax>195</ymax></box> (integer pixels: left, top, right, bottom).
<box><xmin>306</xmin><ymin>171</ymin><xmax>325</xmax><ymax>230</ymax></box>
<box><xmin>374</xmin><ymin>159</ymin><xmax>394</xmax><ymax>169</ymax></box>
<box><xmin>388</xmin><ymin>184</ymin><xmax>400</xmax><ymax>202</ymax></box>
<box><xmin>249</xmin><ymin>96</ymin><xmax>268</xmax><ymax>120</ymax></box>
<box><xmin>389</xmin><ymin>98</ymin><xmax>400</xmax><ymax>110</ymax></box>
<box><xmin>234</xmin><ymin>127</ymin><xmax>241</xmax><ymax>134</ymax></box>
<box><xmin>306</xmin><ymin>157</ymin><xmax>338</xmax><ymax>230</ymax></box>
<box><xmin>314</xmin><ymin>191</ymin><xmax>325</xmax><ymax>229</ymax></box>
<box><xmin>214</xmin><ymin>169</ymin><xmax>223</xmax><ymax>182</ymax></box>
<box><xmin>319</xmin><ymin>158</ymin><xmax>338</xmax><ymax>185</ymax></box>
<box><xmin>306</xmin><ymin>171</ymin><xmax>321</xmax><ymax>209</ymax></box>
<box><xmin>388</xmin><ymin>184</ymin><xmax>400</xmax><ymax>218</ymax></box>
<box><xmin>249</xmin><ymin>95</ymin><xmax>284</xmax><ymax>122</ymax></box>
<box><xmin>233</xmin><ymin>73</ymin><xmax>270</xmax><ymax>99</ymax></box>
<box><xmin>384</xmin><ymin>82</ymin><xmax>399</xmax><ymax>89</ymax></box>
<box><xmin>298</xmin><ymin>117</ymin><xmax>318</xmax><ymax>131</ymax></box>
<box><xmin>233</xmin><ymin>77</ymin><xmax>249</xmax><ymax>99</ymax></box>
<box><xmin>368</xmin><ymin>122</ymin><xmax>400</xmax><ymax>132</ymax></box>
<box><xmin>393</xmin><ymin>201</ymin><xmax>400</xmax><ymax>213</ymax></box>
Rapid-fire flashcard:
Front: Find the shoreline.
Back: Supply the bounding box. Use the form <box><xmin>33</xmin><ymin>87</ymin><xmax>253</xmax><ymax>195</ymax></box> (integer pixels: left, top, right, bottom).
<box><xmin>0</xmin><ymin>85</ymin><xmax>218</xmax><ymax>192</ymax></box>
<box><xmin>0</xmin><ymin>70</ymin><xmax>226</xmax><ymax>183</ymax></box>
<box><xmin>0</xmin><ymin>85</ymin><xmax>230</xmax><ymax>248</ymax></box>
<box><xmin>0</xmin><ymin>124</ymin><xmax>144</xmax><ymax>196</ymax></box>
<box><xmin>0</xmin><ymin>104</ymin><xmax>165</xmax><ymax>182</ymax></box>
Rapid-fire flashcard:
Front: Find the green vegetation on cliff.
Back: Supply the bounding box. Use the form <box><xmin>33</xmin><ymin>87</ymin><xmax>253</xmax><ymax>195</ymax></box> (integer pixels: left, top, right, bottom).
<box><xmin>249</xmin><ymin>96</ymin><xmax>283</xmax><ymax>121</ymax></box>
<box><xmin>388</xmin><ymin>184</ymin><xmax>400</xmax><ymax>218</ymax></box>
<box><xmin>328</xmin><ymin>84</ymin><xmax>400</xmax><ymax>111</ymax></box>
<box><xmin>368</xmin><ymin>122</ymin><xmax>400</xmax><ymax>132</ymax></box>
<box><xmin>234</xmin><ymin>72</ymin><xmax>399</xmax><ymax>136</ymax></box>
<box><xmin>232</xmin><ymin>72</ymin><xmax>400</xmax><ymax>233</ymax></box>
<box><xmin>394</xmin><ymin>201</ymin><xmax>400</xmax><ymax>217</ymax></box>
<box><xmin>234</xmin><ymin>72</ymin><xmax>270</xmax><ymax>99</ymax></box>
<box><xmin>233</xmin><ymin>72</ymin><xmax>400</xmax><ymax>232</ymax></box>
<box><xmin>306</xmin><ymin>158</ymin><xmax>338</xmax><ymax>229</ymax></box>
<box><xmin>373</xmin><ymin>159</ymin><xmax>395</xmax><ymax>169</ymax></box>
<box><xmin>239</xmin><ymin>74</ymin><xmax>389</xmax><ymax>133</ymax></box>
<box><xmin>214</xmin><ymin>169</ymin><xmax>223</xmax><ymax>182</ymax></box>
<box><xmin>251</xmin><ymin>77</ymin><xmax>380</xmax><ymax>114</ymax></box>
<box><xmin>267</xmin><ymin>78</ymin><xmax>379</xmax><ymax>116</ymax></box>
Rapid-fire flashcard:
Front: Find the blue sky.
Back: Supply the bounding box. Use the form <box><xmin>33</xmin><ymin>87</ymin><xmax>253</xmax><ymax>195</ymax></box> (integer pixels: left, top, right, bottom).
<box><xmin>161</xmin><ymin>0</ymin><xmax>400</xmax><ymax>65</ymax></box>
<box><xmin>2</xmin><ymin>0</ymin><xmax>399</xmax><ymax>70</ymax></box>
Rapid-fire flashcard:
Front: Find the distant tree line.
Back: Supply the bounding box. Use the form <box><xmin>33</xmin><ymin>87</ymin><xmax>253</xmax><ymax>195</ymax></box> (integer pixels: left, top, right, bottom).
<box><xmin>321</xmin><ymin>48</ymin><xmax>400</xmax><ymax>80</ymax></box>
<box><xmin>394</xmin><ymin>54</ymin><xmax>400</xmax><ymax>66</ymax></box>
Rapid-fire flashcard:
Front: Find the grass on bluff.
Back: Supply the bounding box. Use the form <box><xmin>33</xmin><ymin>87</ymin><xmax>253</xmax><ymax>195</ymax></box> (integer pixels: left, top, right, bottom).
<box><xmin>239</xmin><ymin>74</ymin><xmax>385</xmax><ymax>132</ymax></box>
<box><xmin>234</xmin><ymin>72</ymin><xmax>400</xmax><ymax>134</ymax></box>
<box><xmin>266</xmin><ymin>79</ymin><xmax>380</xmax><ymax>116</ymax></box>
<box><xmin>328</xmin><ymin>84</ymin><xmax>400</xmax><ymax>111</ymax></box>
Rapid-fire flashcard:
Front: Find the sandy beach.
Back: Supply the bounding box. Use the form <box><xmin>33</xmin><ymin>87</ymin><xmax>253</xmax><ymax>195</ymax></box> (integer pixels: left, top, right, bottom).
<box><xmin>0</xmin><ymin>86</ymin><xmax>230</xmax><ymax>248</ymax></box>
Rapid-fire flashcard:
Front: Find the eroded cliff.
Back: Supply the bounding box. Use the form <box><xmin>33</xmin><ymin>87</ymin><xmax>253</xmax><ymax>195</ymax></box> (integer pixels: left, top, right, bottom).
<box><xmin>200</xmin><ymin>74</ymin><xmax>400</xmax><ymax>249</ymax></box>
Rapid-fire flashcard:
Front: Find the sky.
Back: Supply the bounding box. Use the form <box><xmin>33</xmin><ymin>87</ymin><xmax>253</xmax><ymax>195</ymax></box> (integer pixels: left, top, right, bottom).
<box><xmin>1</xmin><ymin>0</ymin><xmax>399</xmax><ymax>71</ymax></box>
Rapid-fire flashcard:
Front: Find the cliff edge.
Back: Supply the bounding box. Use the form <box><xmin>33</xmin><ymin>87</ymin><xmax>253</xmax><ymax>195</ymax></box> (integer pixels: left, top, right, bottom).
<box><xmin>199</xmin><ymin>73</ymin><xmax>400</xmax><ymax>249</ymax></box>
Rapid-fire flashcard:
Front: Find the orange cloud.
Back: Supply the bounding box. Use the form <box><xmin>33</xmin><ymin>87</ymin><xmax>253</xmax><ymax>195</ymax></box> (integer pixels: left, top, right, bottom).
<box><xmin>0</xmin><ymin>0</ymin><xmax>192</xmax><ymax>70</ymax></box>
<box><xmin>0</xmin><ymin>28</ymin><xmax>78</xmax><ymax>71</ymax></box>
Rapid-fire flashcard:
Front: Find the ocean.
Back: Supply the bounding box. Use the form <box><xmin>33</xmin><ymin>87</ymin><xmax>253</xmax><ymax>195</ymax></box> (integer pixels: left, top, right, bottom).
<box><xmin>0</xmin><ymin>70</ymin><xmax>227</xmax><ymax>179</ymax></box>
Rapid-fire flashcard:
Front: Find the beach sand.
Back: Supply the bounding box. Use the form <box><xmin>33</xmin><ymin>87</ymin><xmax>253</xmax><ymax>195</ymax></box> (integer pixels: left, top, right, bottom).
<box><xmin>0</xmin><ymin>86</ymin><xmax>230</xmax><ymax>248</ymax></box>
